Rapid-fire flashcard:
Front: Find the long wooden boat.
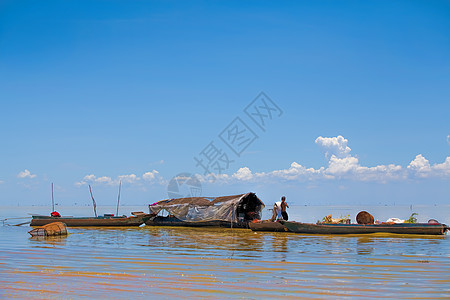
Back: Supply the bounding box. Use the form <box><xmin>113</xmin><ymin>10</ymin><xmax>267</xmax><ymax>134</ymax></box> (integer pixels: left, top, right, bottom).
<box><xmin>145</xmin><ymin>216</ymin><xmax>248</xmax><ymax>228</ymax></box>
<box><xmin>282</xmin><ymin>221</ymin><xmax>449</xmax><ymax>235</ymax></box>
<box><xmin>249</xmin><ymin>220</ymin><xmax>289</xmax><ymax>232</ymax></box>
<box><xmin>30</xmin><ymin>212</ymin><xmax>152</xmax><ymax>227</ymax></box>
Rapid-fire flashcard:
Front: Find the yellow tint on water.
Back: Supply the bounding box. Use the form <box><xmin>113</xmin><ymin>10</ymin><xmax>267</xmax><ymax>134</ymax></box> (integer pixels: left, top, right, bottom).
<box><xmin>0</xmin><ymin>223</ymin><xmax>449</xmax><ymax>299</ymax></box>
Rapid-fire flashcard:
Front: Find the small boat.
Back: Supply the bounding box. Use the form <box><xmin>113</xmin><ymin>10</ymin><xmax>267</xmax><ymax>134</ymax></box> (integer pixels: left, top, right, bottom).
<box><xmin>146</xmin><ymin>193</ymin><xmax>265</xmax><ymax>228</ymax></box>
<box><xmin>249</xmin><ymin>220</ymin><xmax>289</xmax><ymax>232</ymax></box>
<box><xmin>30</xmin><ymin>212</ymin><xmax>152</xmax><ymax>227</ymax></box>
<box><xmin>281</xmin><ymin>221</ymin><xmax>449</xmax><ymax>235</ymax></box>
<box><xmin>28</xmin><ymin>222</ymin><xmax>68</xmax><ymax>236</ymax></box>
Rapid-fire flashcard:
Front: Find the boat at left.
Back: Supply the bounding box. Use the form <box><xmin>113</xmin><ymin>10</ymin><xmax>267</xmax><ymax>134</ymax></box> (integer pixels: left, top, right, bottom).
<box><xmin>30</xmin><ymin>182</ymin><xmax>151</xmax><ymax>227</ymax></box>
<box><xmin>30</xmin><ymin>211</ymin><xmax>152</xmax><ymax>227</ymax></box>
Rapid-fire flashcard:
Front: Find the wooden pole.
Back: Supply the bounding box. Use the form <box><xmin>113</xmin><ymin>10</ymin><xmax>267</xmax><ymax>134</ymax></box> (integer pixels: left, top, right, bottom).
<box><xmin>89</xmin><ymin>184</ymin><xmax>97</xmax><ymax>217</ymax></box>
<box><xmin>116</xmin><ymin>180</ymin><xmax>122</xmax><ymax>216</ymax></box>
<box><xmin>51</xmin><ymin>183</ymin><xmax>55</xmax><ymax>212</ymax></box>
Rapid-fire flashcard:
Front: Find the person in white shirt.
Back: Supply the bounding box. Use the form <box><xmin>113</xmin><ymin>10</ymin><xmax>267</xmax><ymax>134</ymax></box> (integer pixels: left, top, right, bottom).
<box><xmin>270</xmin><ymin>201</ymin><xmax>282</xmax><ymax>221</ymax></box>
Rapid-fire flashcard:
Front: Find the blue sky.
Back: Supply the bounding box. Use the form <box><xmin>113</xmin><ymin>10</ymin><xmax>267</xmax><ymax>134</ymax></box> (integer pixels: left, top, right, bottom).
<box><xmin>0</xmin><ymin>0</ymin><xmax>449</xmax><ymax>207</ymax></box>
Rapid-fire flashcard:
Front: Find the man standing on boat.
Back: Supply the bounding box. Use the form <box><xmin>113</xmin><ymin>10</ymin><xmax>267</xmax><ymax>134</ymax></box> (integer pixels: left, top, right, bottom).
<box><xmin>281</xmin><ymin>196</ymin><xmax>289</xmax><ymax>221</ymax></box>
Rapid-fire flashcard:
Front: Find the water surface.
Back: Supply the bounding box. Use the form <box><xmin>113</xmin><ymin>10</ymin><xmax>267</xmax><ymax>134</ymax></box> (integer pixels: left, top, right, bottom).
<box><xmin>1</xmin><ymin>205</ymin><xmax>449</xmax><ymax>299</ymax></box>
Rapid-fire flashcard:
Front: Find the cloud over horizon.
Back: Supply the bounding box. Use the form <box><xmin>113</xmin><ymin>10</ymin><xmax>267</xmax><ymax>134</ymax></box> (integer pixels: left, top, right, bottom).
<box><xmin>315</xmin><ymin>135</ymin><xmax>351</xmax><ymax>158</ymax></box>
<box><xmin>17</xmin><ymin>169</ymin><xmax>37</xmax><ymax>179</ymax></box>
<box><xmin>210</xmin><ymin>135</ymin><xmax>450</xmax><ymax>184</ymax></box>
<box><xmin>74</xmin><ymin>136</ymin><xmax>450</xmax><ymax>187</ymax></box>
<box><xmin>75</xmin><ymin>170</ymin><xmax>164</xmax><ymax>187</ymax></box>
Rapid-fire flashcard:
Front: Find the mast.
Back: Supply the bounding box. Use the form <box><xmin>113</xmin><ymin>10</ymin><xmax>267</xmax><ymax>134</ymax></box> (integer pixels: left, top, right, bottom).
<box><xmin>116</xmin><ymin>180</ymin><xmax>122</xmax><ymax>216</ymax></box>
<box><xmin>51</xmin><ymin>183</ymin><xmax>55</xmax><ymax>212</ymax></box>
<box><xmin>89</xmin><ymin>184</ymin><xmax>97</xmax><ymax>217</ymax></box>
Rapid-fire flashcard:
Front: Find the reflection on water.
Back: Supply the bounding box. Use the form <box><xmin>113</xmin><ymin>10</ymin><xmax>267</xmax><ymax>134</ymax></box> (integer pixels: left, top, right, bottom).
<box><xmin>0</xmin><ymin>224</ymin><xmax>449</xmax><ymax>299</ymax></box>
<box><xmin>356</xmin><ymin>236</ymin><xmax>375</xmax><ymax>255</ymax></box>
<box><xmin>29</xmin><ymin>235</ymin><xmax>68</xmax><ymax>247</ymax></box>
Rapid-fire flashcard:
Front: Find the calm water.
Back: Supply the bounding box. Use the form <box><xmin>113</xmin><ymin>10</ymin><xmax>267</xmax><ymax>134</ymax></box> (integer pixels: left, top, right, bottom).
<box><xmin>1</xmin><ymin>205</ymin><xmax>449</xmax><ymax>299</ymax></box>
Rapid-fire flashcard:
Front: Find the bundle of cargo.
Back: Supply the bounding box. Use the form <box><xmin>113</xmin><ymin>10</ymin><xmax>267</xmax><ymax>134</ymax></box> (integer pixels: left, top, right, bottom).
<box><xmin>28</xmin><ymin>222</ymin><xmax>68</xmax><ymax>237</ymax></box>
<box><xmin>320</xmin><ymin>214</ymin><xmax>351</xmax><ymax>224</ymax></box>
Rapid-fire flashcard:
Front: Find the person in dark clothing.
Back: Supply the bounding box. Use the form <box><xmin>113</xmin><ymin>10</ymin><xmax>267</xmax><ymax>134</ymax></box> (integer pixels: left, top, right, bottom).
<box><xmin>280</xmin><ymin>196</ymin><xmax>289</xmax><ymax>221</ymax></box>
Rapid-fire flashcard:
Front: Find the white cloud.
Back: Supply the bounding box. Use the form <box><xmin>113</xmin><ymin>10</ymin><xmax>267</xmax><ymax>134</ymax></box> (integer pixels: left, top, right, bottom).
<box><xmin>95</xmin><ymin>176</ymin><xmax>114</xmax><ymax>184</ymax></box>
<box><xmin>225</xmin><ymin>157</ymin><xmax>404</xmax><ymax>183</ymax></box>
<box><xmin>17</xmin><ymin>169</ymin><xmax>37</xmax><ymax>179</ymax></box>
<box><xmin>0</xmin><ymin>180</ymin><xmax>4</xmax><ymax>184</ymax></box>
<box><xmin>75</xmin><ymin>174</ymin><xmax>105</xmax><ymax>187</ymax></box>
<box><xmin>209</xmin><ymin>136</ymin><xmax>449</xmax><ymax>183</ymax></box>
<box><xmin>142</xmin><ymin>170</ymin><xmax>159</xmax><ymax>181</ymax></box>
<box><xmin>431</xmin><ymin>157</ymin><xmax>450</xmax><ymax>177</ymax></box>
<box><xmin>74</xmin><ymin>136</ymin><xmax>450</xmax><ymax>187</ymax></box>
<box><xmin>408</xmin><ymin>154</ymin><xmax>430</xmax><ymax>171</ymax></box>
<box><xmin>407</xmin><ymin>154</ymin><xmax>431</xmax><ymax>178</ymax></box>
<box><xmin>269</xmin><ymin>162</ymin><xmax>323</xmax><ymax>181</ymax></box>
<box><xmin>76</xmin><ymin>170</ymin><xmax>163</xmax><ymax>187</ymax></box>
<box><xmin>407</xmin><ymin>155</ymin><xmax>450</xmax><ymax>178</ymax></box>
<box><xmin>232</xmin><ymin>167</ymin><xmax>253</xmax><ymax>181</ymax></box>
<box><xmin>324</xmin><ymin>155</ymin><xmax>404</xmax><ymax>182</ymax></box>
<box><xmin>118</xmin><ymin>174</ymin><xmax>140</xmax><ymax>184</ymax></box>
<box><xmin>447</xmin><ymin>135</ymin><xmax>450</xmax><ymax>145</ymax></box>
<box><xmin>315</xmin><ymin>135</ymin><xmax>351</xmax><ymax>158</ymax></box>
<box><xmin>326</xmin><ymin>155</ymin><xmax>359</xmax><ymax>175</ymax></box>
<box><xmin>81</xmin><ymin>174</ymin><xmax>96</xmax><ymax>182</ymax></box>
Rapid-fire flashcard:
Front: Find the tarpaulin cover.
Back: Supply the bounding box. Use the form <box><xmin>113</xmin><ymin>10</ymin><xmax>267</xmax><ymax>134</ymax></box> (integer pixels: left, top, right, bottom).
<box><xmin>149</xmin><ymin>193</ymin><xmax>264</xmax><ymax>223</ymax></box>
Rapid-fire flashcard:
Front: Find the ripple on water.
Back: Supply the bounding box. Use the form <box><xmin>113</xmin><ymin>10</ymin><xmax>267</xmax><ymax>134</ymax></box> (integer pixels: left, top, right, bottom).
<box><xmin>0</xmin><ymin>225</ymin><xmax>449</xmax><ymax>299</ymax></box>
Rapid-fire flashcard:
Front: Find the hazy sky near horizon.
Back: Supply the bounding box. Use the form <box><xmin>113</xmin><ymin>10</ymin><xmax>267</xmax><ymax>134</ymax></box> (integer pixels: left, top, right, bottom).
<box><xmin>0</xmin><ymin>0</ymin><xmax>449</xmax><ymax>207</ymax></box>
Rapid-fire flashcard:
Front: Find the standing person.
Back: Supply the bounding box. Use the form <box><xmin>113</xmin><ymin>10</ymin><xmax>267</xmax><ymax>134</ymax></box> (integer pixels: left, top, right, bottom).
<box><xmin>270</xmin><ymin>203</ymin><xmax>278</xmax><ymax>221</ymax></box>
<box><xmin>270</xmin><ymin>201</ymin><xmax>282</xmax><ymax>221</ymax></box>
<box><xmin>280</xmin><ymin>196</ymin><xmax>289</xmax><ymax>221</ymax></box>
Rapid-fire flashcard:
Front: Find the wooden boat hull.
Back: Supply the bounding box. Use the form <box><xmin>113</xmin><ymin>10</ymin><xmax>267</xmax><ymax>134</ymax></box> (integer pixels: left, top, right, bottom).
<box><xmin>249</xmin><ymin>220</ymin><xmax>289</xmax><ymax>232</ymax></box>
<box><xmin>282</xmin><ymin>221</ymin><xmax>449</xmax><ymax>235</ymax></box>
<box><xmin>30</xmin><ymin>215</ymin><xmax>152</xmax><ymax>227</ymax></box>
<box><xmin>145</xmin><ymin>216</ymin><xmax>248</xmax><ymax>228</ymax></box>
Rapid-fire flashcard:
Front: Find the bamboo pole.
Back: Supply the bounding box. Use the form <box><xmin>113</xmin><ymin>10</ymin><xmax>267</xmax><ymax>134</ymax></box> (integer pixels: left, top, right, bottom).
<box><xmin>89</xmin><ymin>184</ymin><xmax>97</xmax><ymax>217</ymax></box>
<box><xmin>116</xmin><ymin>180</ymin><xmax>122</xmax><ymax>216</ymax></box>
<box><xmin>51</xmin><ymin>183</ymin><xmax>55</xmax><ymax>212</ymax></box>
